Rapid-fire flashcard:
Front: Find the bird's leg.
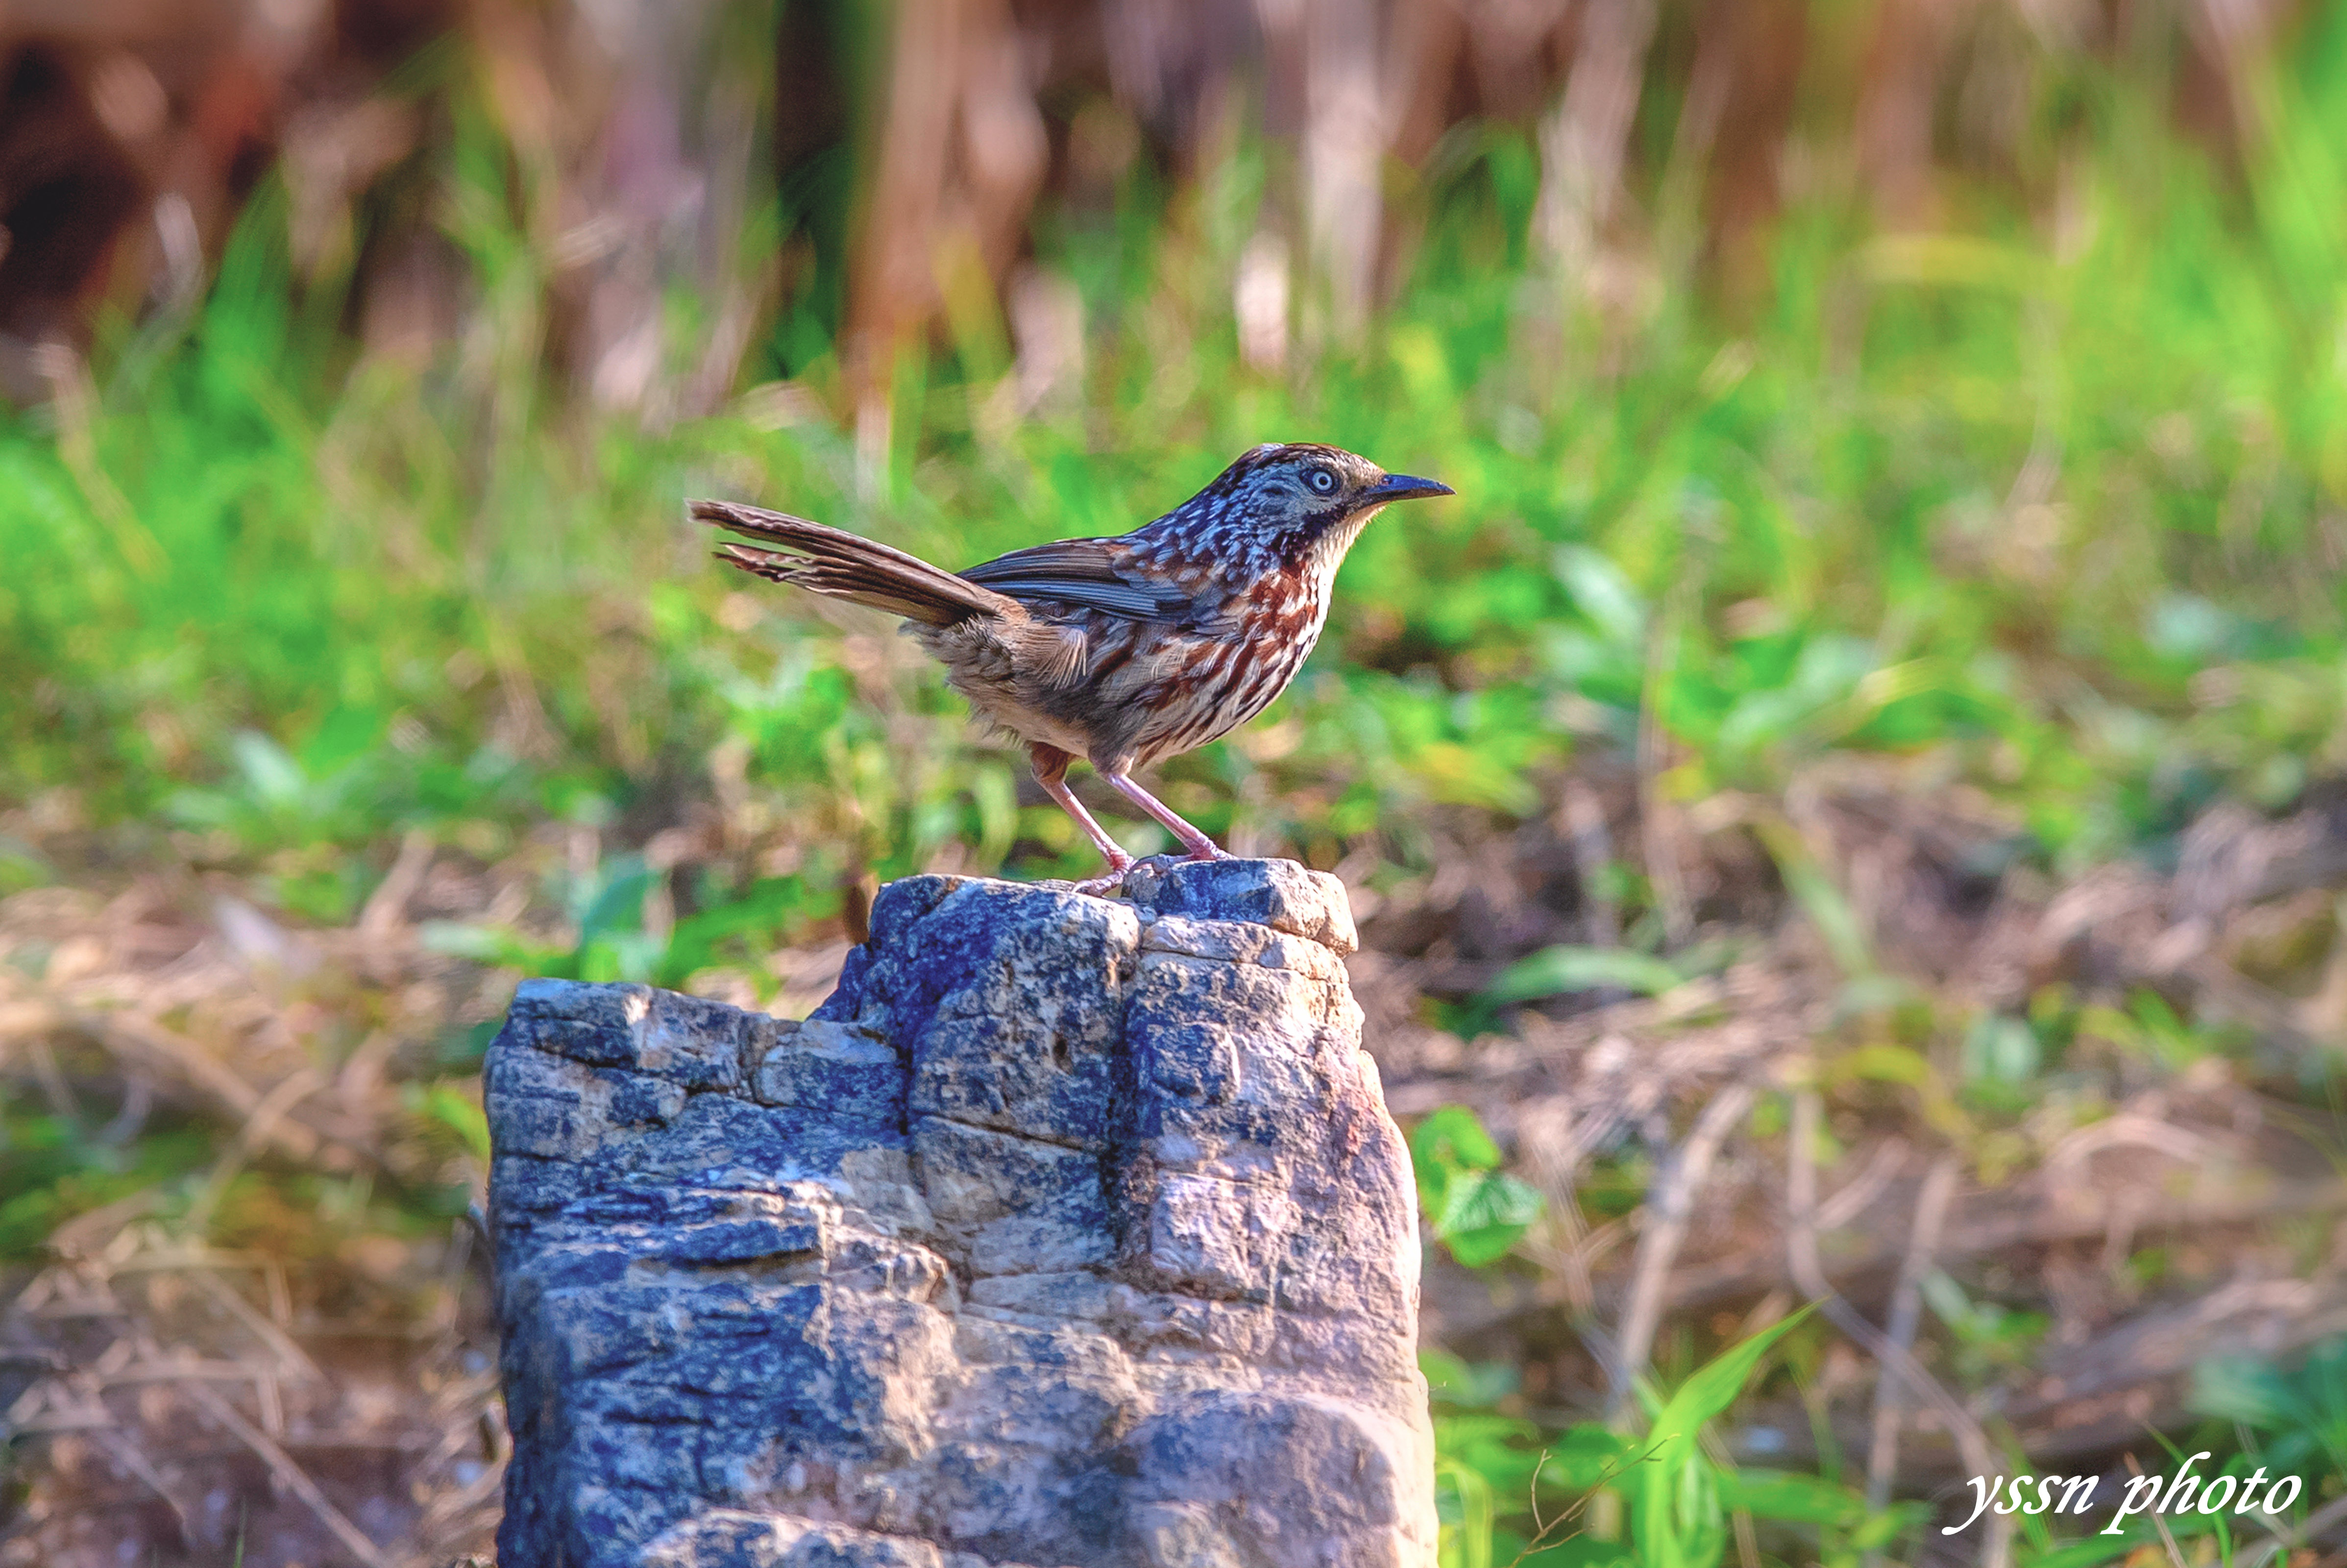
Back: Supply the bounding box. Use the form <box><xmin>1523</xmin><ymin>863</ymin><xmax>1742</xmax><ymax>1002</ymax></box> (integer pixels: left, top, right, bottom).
<box><xmin>1099</xmin><ymin>768</ymin><xmax>1230</xmax><ymax>862</ymax></box>
<box><xmin>1032</xmin><ymin>746</ymin><xmax>1134</xmax><ymax>876</ymax></box>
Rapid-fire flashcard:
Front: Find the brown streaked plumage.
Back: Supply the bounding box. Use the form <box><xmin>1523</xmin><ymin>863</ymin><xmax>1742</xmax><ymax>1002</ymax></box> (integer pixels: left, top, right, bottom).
<box><xmin>692</xmin><ymin>443</ymin><xmax>1453</xmax><ymax>883</ymax></box>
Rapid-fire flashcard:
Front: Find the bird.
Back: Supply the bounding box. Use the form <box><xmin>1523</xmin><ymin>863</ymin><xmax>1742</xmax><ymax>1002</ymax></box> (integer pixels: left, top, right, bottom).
<box><xmin>692</xmin><ymin>443</ymin><xmax>1452</xmax><ymax>887</ymax></box>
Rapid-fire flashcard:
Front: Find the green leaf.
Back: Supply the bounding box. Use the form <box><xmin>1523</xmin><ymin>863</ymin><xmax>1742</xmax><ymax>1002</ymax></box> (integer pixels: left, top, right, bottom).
<box><xmin>417</xmin><ymin>1082</ymin><xmax>491</xmax><ymax>1162</ymax></box>
<box><xmin>1752</xmin><ymin>819</ymin><xmax>1874</xmax><ymax>977</ymax></box>
<box><xmin>1422</xmin><ymin>1349</ymin><xmax>1520</xmax><ymax>1409</ymax></box>
<box><xmin>2021</xmin><ymin>1538</ymin><xmax>2141</xmax><ymax>1568</ymax></box>
<box><xmin>1412</xmin><ymin>1104</ymin><xmax>1502</xmax><ymax>1212</ymax></box>
<box><xmin>1436</xmin><ymin>1456</ymin><xmax>1497</xmax><ymax>1568</ymax></box>
<box><xmin>1635</xmin><ymin>1307</ymin><xmax>1815</xmax><ymax>1568</ymax></box>
<box><xmin>1552</xmin><ymin>544</ymin><xmax>1646</xmax><ymax>647</ymax></box>
<box><xmin>1715</xmin><ymin>1468</ymin><xmax>1867</xmax><ymax>1526</ymax></box>
<box><xmin>1487</xmin><ymin>946</ymin><xmax>1686</xmax><ymax>1005</ymax></box>
<box><xmin>301</xmin><ymin>703</ymin><xmax>386</xmax><ymax>775</ymax></box>
<box><xmin>1436</xmin><ymin>1170</ymin><xmax>1546</xmax><ymax>1266</ymax></box>
<box><xmin>2022</xmin><ymin>1511</ymin><xmax>2227</xmax><ymax>1568</ymax></box>
<box><xmin>0</xmin><ymin>834</ymin><xmax>51</xmax><ymax>895</ymax></box>
<box><xmin>1536</xmin><ymin>1424</ymin><xmax>1638</xmax><ymax>1490</ymax></box>
<box><xmin>1962</xmin><ymin>1014</ymin><xmax>2041</xmax><ymax>1084</ymax></box>
<box><xmin>1646</xmin><ymin>1308</ymin><xmax>1813</xmax><ymax>1470</ymax></box>
<box><xmin>1411</xmin><ymin>1106</ymin><xmax>1544</xmax><ymax>1267</ymax></box>
<box><xmin>656</xmin><ymin>874</ymin><xmax>824</xmax><ymax>989</ymax></box>
<box><xmin>231</xmin><ymin>729</ymin><xmax>309</xmax><ymax>808</ymax></box>
<box><xmin>1414</xmin><ymin>1105</ymin><xmax>1504</xmax><ymax>1175</ymax></box>
<box><xmin>576</xmin><ymin>858</ymin><xmax>655</xmax><ymax>944</ymax></box>
<box><xmin>418</xmin><ymin>920</ymin><xmax>571</xmax><ymax>975</ymax></box>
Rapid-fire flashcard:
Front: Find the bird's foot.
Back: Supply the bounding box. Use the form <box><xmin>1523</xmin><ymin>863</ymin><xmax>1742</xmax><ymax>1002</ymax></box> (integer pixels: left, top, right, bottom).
<box><xmin>1074</xmin><ymin>853</ymin><xmax>1210</xmax><ymax>897</ymax></box>
<box><xmin>1071</xmin><ymin>861</ymin><xmax>1138</xmax><ymax>898</ymax></box>
<box><xmin>1074</xmin><ymin>846</ymin><xmax>1248</xmax><ymax>897</ymax></box>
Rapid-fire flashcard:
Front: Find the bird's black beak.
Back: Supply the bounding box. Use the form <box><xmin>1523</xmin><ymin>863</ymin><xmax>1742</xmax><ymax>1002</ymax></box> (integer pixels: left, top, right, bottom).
<box><xmin>1364</xmin><ymin>473</ymin><xmax>1455</xmax><ymax>503</ymax></box>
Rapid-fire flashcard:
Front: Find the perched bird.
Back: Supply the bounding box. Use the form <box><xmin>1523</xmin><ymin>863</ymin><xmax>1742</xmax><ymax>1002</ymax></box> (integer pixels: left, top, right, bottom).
<box><xmin>693</xmin><ymin>443</ymin><xmax>1452</xmax><ymax>884</ymax></box>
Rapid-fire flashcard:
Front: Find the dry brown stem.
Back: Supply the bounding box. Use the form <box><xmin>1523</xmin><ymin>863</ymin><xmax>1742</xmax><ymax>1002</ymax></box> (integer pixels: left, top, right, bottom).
<box><xmin>1862</xmin><ymin>1152</ymin><xmax>1957</xmax><ymax>1562</ymax></box>
<box><xmin>178</xmin><ymin>1378</ymin><xmax>394</xmax><ymax>1568</ymax></box>
<box><xmin>1788</xmin><ymin>1088</ymin><xmax>2007</xmax><ymax>1568</ymax></box>
<box><xmin>1609</xmin><ymin>1079</ymin><xmax>1757</xmax><ymax>1420</ymax></box>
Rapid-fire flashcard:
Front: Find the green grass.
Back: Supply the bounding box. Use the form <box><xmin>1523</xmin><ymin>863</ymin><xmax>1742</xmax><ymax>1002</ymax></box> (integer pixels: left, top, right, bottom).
<box><xmin>4</xmin><ymin>12</ymin><xmax>2347</xmax><ymax>1565</ymax></box>
<box><xmin>6</xmin><ymin>26</ymin><xmax>2343</xmax><ymax>907</ymax></box>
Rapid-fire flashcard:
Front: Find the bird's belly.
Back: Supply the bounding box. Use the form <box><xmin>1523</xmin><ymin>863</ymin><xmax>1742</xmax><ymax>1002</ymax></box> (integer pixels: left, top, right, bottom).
<box><xmin>954</xmin><ymin>682</ymin><xmax>1100</xmax><ymax>757</ymax></box>
<box><xmin>914</xmin><ymin>591</ymin><xmax>1323</xmax><ymax>767</ymax></box>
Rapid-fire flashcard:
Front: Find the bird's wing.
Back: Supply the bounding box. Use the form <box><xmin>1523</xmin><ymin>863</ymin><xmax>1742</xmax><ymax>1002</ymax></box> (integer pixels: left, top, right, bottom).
<box><xmin>958</xmin><ymin>539</ymin><xmax>1191</xmax><ymax>620</ymax></box>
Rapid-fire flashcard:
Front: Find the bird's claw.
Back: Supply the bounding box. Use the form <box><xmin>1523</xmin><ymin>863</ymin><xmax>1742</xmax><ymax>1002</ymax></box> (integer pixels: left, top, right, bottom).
<box><xmin>1072</xmin><ymin>851</ymin><xmax>1222</xmax><ymax>898</ymax></box>
<box><xmin>1071</xmin><ymin>863</ymin><xmax>1138</xmax><ymax>897</ymax></box>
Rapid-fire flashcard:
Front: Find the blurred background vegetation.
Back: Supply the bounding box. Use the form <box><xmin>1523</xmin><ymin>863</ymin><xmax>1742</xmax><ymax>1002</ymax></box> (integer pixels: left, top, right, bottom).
<box><xmin>3</xmin><ymin>0</ymin><xmax>2347</xmax><ymax>1563</ymax></box>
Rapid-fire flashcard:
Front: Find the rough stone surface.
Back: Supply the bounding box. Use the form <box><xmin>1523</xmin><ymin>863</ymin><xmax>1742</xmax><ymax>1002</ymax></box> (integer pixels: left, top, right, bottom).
<box><xmin>487</xmin><ymin>858</ymin><xmax>1435</xmax><ymax>1568</ymax></box>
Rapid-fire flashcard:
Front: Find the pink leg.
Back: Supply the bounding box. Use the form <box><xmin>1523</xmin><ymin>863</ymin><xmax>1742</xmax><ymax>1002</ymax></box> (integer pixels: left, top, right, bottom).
<box><xmin>1100</xmin><ymin>769</ymin><xmax>1228</xmax><ymax>862</ymax></box>
<box><xmin>1032</xmin><ymin>747</ymin><xmax>1132</xmax><ymax>872</ymax></box>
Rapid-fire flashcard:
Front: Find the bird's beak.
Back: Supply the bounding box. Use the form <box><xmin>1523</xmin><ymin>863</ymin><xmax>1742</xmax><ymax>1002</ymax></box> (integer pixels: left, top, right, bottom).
<box><xmin>1365</xmin><ymin>473</ymin><xmax>1455</xmax><ymax>503</ymax></box>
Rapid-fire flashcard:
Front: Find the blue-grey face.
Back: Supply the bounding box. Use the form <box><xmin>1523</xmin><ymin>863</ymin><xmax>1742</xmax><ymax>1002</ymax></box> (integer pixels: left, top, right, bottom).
<box><xmin>1130</xmin><ymin>442</ymin><xmax>1455</xmax><ymax>586</ymax></box>
<box><xmin>1215</xmin><ymin>443</ymin><xmax>1454</xmax><ymax>534</ymax></box>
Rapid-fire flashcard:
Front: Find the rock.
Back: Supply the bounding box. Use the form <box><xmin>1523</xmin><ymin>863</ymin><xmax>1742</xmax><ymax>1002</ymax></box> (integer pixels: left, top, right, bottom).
<box><xmin>487</xmin><ymin>858</ymin><xmax>1436</xmax><ymax>1568</ymax></box>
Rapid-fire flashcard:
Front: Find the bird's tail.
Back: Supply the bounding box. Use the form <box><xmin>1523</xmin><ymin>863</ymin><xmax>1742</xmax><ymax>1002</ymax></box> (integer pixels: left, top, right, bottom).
<box><xmin>691</xmin><ymin>499</ymin><xmax>1016</xmax><ymax>627</ymax></box>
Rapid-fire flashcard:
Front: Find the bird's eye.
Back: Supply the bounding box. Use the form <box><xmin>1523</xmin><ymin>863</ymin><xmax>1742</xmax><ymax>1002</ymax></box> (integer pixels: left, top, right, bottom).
<box><xmin>1307</xmin><ymin>467</ymin><xmax>1338</xmax><ymax>494</ymax></box>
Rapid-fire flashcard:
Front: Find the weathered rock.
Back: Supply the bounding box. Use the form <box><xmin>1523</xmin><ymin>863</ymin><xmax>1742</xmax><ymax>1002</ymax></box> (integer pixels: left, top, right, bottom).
<box><xmin>487</xmin><ymin>858</ymin><xmax>1435</xmax><ymax>1568</ymax></box>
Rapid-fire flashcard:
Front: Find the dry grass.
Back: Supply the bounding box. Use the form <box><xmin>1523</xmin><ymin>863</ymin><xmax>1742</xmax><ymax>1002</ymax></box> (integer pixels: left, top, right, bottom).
<box><xmin>1378</xmin><ymin>763</ymin><xmax>2347</xmax><ymax>1533</ymax></box>
<box><xmin>0</xmin><ymin>841</ymin><xmax>516</xmax><ymax>1567</ymax></box>
<box><xmin>5</xmin><ymin>755</ymin><xmax>2347</xmax><ymax>1562</ymax></box>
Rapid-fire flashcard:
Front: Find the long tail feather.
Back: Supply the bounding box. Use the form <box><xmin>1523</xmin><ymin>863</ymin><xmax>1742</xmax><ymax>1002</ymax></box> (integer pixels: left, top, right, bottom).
<box><xmin>692</xmin><ymin>499</ymin><xmax>1015</xmax><ymax>627</ymax></box>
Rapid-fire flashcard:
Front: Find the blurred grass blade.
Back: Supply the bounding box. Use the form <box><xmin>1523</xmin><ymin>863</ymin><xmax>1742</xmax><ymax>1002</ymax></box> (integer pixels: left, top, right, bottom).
<box><xmin>1635</xmin><ymin>1306</ymin><xmax>1813</xmax><ymax>1568</ymax></box>
<box><xmin>417</xmin><ymin>1082</ymin><xmax>491</xmax><ymax>1163</ymax></box>
<box><xmin>1435</xmin><ymin>1455</ymin><xmax>1496</xmax><ymax>1568</ymax></box>
<box><xmin>1486</xmin><ymin>945</ymin><xmax>1686</xmax><ymax>1005</ymax></box>
<box><xmin>1750</xmin><ymin>817</ymin><xmax>1873</xmax><ymax>977</ymax></box>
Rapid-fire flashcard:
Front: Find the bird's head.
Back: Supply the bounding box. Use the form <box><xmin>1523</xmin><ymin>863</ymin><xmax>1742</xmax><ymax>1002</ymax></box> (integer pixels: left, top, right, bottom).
<box><xmin>1135</xmin><ymin>442</ymin><xmax>1454</xmax><ymax>585</ymax></box>
<box><xmin>1204</xmin><ymin>443</ymin><xmax>1454</xmax><ymax>537</ymax></box>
